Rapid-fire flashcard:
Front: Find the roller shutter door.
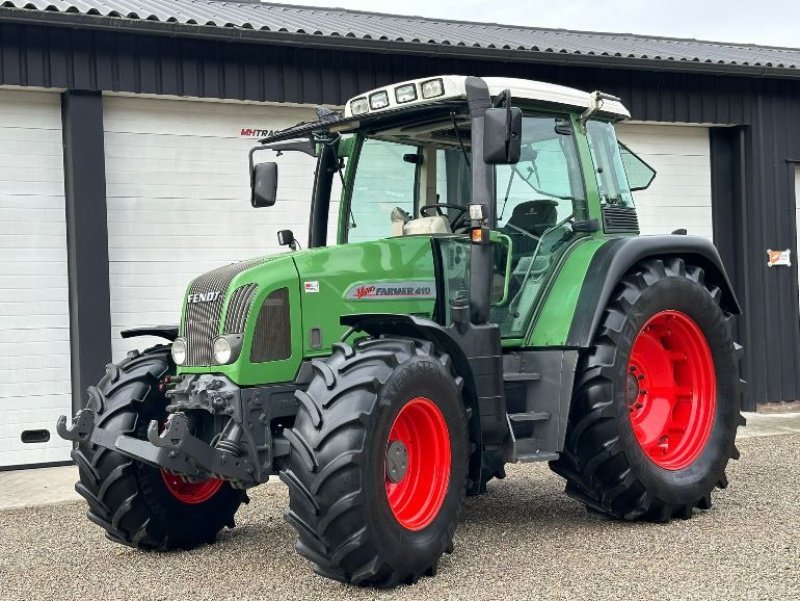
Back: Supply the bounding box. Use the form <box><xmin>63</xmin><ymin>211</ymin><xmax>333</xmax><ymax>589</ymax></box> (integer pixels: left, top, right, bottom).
<box><xmin>104</xmin><ymin>96</ymin><xmax>317</xmax><ymax>361</ymax></box>
<box><xmin>616</xmin><ymin>124</ymin><xmax>713</xmax><ymax>239</ymax></box>
<box><xmin>0</xmin><ymin>89</ymin><xmax>72</xmax><ymax>468</ymax></box>
<box><xmin>795</xmin><ymin>169</ymin><xmax>800</xmax><ymax>306</ymax></box>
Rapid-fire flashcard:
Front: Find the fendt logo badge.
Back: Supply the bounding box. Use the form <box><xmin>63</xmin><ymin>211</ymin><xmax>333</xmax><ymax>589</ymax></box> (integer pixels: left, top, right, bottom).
<box><xmin>188</xmin><ymin>291</ymin><xmax>222</xmax><ymax>304</ymax></box>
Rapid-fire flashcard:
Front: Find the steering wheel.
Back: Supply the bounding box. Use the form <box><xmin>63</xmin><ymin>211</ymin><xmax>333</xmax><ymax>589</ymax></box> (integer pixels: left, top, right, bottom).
<box><xmin>419</xmin><ymin>203</ymin><xmax>469</xmax><ymax>230</ymax></box>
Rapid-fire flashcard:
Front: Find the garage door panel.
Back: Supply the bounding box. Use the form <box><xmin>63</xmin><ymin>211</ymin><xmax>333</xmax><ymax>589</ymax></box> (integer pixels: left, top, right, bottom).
<box><xmin>616</xmin><ymin>123</ymin><xmax>712</xmax><ymax>239</ymax></box>
<box><xmin>795</xmin><ymin>171</ymin><xmax>800</xmax><ymax>308</ymax></box>
<box><xmin>1</xmin><ymin>289</ymin><xmax>68</xmax><ymax>305</ymax></box>
<box><xmin>0</xmin><ymin>316</ymin><xmax>69</xmax><ymax>331</ymax></box>
<box><xmin>2</xmin><ymin>380</ymin><xmax>71</xmax><ymax>400</ymax></box>
<box><xmin>105</xmin><ymin>182</ymin><xmax>311</xmax><ymax>202</ymax></box>
<box><xmin>0</xmin><ymin>89</ymin><xmax>72</xmax><ymax>467</ymax></box>
<box><xmin>107</xmin><ymin>219</ymin><xmax>304</xmax><ymax>237</ymax></box>
<box><xmin>0</xmin><ymin>353</ymin><xmax>71</xmax><ymax>371</ymax></box>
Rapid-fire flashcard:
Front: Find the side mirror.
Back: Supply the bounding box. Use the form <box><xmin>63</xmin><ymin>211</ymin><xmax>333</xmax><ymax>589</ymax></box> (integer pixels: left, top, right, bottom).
<box><xmin>277</xmin><ymin>229</ymin><xmax>298</xmax><ymax>251</ymax></box>
<box><xmin>251</xmin><ymin>162</ymin><xmax>278</xmax><ymax>207</ymax></box>
<box><xmin>483</xmin><ymin>105</ymin><xmax>522</xmax><ymax>165</ymax></box>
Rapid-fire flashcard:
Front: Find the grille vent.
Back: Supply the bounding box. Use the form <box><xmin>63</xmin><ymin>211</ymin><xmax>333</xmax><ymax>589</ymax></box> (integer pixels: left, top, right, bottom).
<box><xmin>602</xmin><ymin>205</ymin><xmax>640</xmax><ymax>233</ymax></box>
<box><xmin>224</xmin><ymin>284</ymin><xmax>258</xmax><ymax>335</ymax></box>
<box><xmin>251</xmin><ymin>288</ymin><xmax>291</xmax><ymax>363</ymax></box>
<box><xmin>182</xmin><ymin>258</ymin><xmax>263</xmax><ymax>366</ymax></box>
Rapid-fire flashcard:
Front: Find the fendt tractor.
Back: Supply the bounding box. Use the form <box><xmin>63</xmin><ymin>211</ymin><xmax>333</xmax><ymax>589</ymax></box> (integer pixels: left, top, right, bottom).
<box><xmin>58</xmin><ymin>75</ymin><xmax>745</xmax><ymax>587</ymax></box>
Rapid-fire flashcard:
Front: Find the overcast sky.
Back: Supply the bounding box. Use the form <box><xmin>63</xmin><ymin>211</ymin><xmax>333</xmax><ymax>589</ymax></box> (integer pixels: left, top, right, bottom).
<box><xmin>268</xmin><ymin>0</ymin><xmax>799</xmax><ymax>48</ymax></box>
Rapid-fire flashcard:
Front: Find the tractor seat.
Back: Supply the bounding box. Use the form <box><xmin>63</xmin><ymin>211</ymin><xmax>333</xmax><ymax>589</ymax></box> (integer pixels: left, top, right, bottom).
<box><xmin>501</xmin><ymin>199</ymin><xmax>559</xmax><ymax>257</ymax></box>
<box><xmin>505</xmin><ymin>200</ymin><xmax>559</xmax><ymax>237</ymax></box>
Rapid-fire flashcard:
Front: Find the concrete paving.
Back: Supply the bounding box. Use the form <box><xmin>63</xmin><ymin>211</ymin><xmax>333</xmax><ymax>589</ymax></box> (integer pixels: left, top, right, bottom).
<box><xmin>0</xmin><ymin>413</ymin><xmax>798</xmax><ymax>600</ymax></box>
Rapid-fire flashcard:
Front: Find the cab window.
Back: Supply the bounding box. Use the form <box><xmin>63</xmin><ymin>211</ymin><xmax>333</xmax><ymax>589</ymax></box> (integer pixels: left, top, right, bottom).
<box><xmin>346</xmin><ymin>138</ymin><xmax>417</xmax><ymax>243</ymax></box>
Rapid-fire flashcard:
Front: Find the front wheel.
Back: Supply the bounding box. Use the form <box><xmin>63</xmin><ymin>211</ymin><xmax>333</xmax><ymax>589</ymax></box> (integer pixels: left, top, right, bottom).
<box><xmin>550</xmin><ymin>258</ymin><xmax>745</xmax><ymax>521</ymax></box>
<box><xmin>72</xmin><ymin>346</ymin><xmax>245</xmax><ymax>549</ymax></box>
<box><xmin>282</xmin><ymin>338</ymin><xmax>468</xmax><ymax>587</ymax></box>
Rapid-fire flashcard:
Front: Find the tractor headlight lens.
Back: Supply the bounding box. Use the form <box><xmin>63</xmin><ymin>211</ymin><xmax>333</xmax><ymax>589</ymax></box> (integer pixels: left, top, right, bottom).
<box><xmin>421</xmin><ymin>78</ymin><xmax>445</xmax><ymax>99</ymax></box>
<box><xmin>212</xmin><ymin>335</ymin><xmax>243</xmax><ymax>365</ymax></box>
<box><xmin>350</xmin><ymin>97</ymin><xmax>369</xmax><ymax>115</ymax></box>
<box><xmin>369</xmin><ymin>91</ymin><xmax>390</xmax><ymax>110</ymax></box>
<box><xmin>212</xmin><ymin>337</ymin><xmax>233</xmax><ymax>365</ymax></box>
<box><xmin>395</xmin><ymin>84</ymin><xmax>417</xmax><ymax>104</ymax></box>
<box><xmin>171</xmin><ymin>338</ymin><xmax>187</xmax><ymax>366</ymax></box>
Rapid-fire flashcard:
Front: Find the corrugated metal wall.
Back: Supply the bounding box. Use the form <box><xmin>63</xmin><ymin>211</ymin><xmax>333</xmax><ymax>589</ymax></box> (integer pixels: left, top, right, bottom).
<box><xmin>3</xmin><ymin>22</ymin><xmax>800</xmax><ymax>408</ymax></box>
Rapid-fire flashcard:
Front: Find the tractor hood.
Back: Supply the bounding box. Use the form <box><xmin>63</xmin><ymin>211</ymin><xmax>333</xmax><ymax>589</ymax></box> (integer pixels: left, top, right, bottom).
<box><xmin>176</xmin><ymin>236</ymin><xmax>438</xmax><ymax>387</ymax></box>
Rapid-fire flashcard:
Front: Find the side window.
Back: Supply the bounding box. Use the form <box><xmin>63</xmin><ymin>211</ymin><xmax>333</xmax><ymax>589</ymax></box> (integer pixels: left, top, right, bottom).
<box><xmin>496</xmin><ymin>115</ymin><xmax>584</xmax><ymax>230</ymax></box>
<box><xmin>619</xmin><ymin>143</ymin><xmax>657</xmax><ymax>191</ymax></box>
<box><xmin>346</xmin><ymin>138</ymin><xmax>417</xmax><ymax>243</ymax></box>
<box><xmin>586</xmin><ymin>120</ymin><xmax>635</xmax><ymax>207</ymax></box>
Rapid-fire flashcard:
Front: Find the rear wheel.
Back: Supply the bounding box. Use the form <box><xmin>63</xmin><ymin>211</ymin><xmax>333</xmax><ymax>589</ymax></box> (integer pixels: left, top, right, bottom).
<box><xmin>282</xmin><ymin>338</ymin><xmax>468</xmax><ymax>587</ymax></box>
<box><xmin>550</xmin><ymin>258</ymin><xmax>745</xmax><ymax>521</ymax></box>
<box><xmin>72</xmin><ymin>346</ymin><xmax>245</xmax><ymax>549</ymax></box>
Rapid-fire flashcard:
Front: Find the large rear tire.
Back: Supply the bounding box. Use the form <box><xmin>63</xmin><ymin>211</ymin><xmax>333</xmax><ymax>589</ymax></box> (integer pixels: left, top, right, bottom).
<box><xmin>550</xmin><ymin>258</ymin><xmax>745</xmax><ymax>521</ymax></box>
<box><xmin>282</xmin><ymin>338</ymin><xmax>468</xmax><ymax>587</ymax></box>
<box><xmin>71</xmin><ymin>346</ymin><xmax>245</xmax><ymax>549</ymax></box>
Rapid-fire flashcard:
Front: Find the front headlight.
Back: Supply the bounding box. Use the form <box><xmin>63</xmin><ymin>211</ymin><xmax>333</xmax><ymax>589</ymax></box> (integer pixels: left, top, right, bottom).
<box><xmin>212</xmin><ymin>335</ymin><xmax>243</xmax><ymax>365</ymax></box>
<box><xmin>171</xmin><ymin>337</ymin><xmax>187</xmax><ymax>366</ymax></box>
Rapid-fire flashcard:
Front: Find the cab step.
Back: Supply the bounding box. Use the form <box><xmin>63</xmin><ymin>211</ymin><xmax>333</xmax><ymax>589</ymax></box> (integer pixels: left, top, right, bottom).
<box><xmin>508</xmin><ymin>411</ymin><xmax>550</xmax><ymax>423</ymax></box>
<box><xmin>511</xmin><ymin>437</ymin><xmax>559</xmax><ymax>463</ymax></box>
<box><xmin>517</xmin><ymin>450</ymin><xmax>560</xmax><ymax>463</ymax></box>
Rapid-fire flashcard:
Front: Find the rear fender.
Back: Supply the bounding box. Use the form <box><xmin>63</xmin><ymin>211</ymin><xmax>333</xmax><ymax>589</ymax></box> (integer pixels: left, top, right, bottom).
<box><xmin>567</xmin><ymin>236</ymin><xmax>741</xmax><ymax>348</ymax></box>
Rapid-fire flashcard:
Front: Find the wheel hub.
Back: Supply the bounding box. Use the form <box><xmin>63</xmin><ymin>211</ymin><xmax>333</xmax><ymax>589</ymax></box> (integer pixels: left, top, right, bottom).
<box><xmin>385</xmin><ymin>440</ymin><xmax>409</xmax><ymax>483</ymax></box>
<box><xmin>384</xmin><ymin>397</ymin><xmax>451</xmax><ymax>531</ymax></box>
<box><xmin>160</xmin><ymin>470</ymin><xmax>223</xmax><ymax>504</ymax></box>
<box><xmin>627</xmin><ymin>310</ymin><xmax>717</xmax><ymax>470</ymax></box>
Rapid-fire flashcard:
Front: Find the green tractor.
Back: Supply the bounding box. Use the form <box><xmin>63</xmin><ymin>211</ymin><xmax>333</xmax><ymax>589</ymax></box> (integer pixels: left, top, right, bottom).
<box><xmin>58</xmin><ymin>75</ymin><xmax>744</xmax><ymax>587</ymax></box>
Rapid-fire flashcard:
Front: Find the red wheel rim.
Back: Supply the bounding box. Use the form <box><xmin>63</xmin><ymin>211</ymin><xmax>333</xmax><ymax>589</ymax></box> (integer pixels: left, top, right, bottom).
<box><xmin>384</xmin><ymin>397</ymin><xmax>451</xmax><ymax>531</ymax></box>
<box><xmin>627</xmin><ymin>310</ymin><xmax>716</xmax><ymax>470</ymax></box>
<box><xmin>160</xmin><ymin>470</ymin><xmax>223</xmax><ymax>504</ymax></box>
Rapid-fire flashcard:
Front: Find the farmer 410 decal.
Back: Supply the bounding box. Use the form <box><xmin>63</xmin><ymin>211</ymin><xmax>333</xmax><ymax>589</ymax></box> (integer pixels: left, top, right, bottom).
<box><xmin>345</xmin><ymin>280</ymin><xmax>436</xmax><ymax>300</ymax></box>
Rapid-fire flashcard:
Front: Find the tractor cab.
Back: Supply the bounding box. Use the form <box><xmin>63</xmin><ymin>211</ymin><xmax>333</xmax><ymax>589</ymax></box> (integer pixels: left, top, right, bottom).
<box><xmin>251</xmin><ymin>75</ymin><xmax>650</xmax><ymax>339</ymax></box>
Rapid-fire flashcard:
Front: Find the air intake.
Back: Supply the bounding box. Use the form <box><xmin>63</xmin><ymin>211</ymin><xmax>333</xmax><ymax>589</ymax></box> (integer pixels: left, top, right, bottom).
<box><xmin>251</xmin><ymin>288</ymin><xmax>291</xmax><ymax>363</ymax></box>
<box><xmin>224</xmin><ymin>283</ymin><xmax>259</xmax><ymax>335</ymax></box>
<box><xmin>602</xmin><ymin>205</ymin><xmax>640</xmax><ymax>234</ymax></box>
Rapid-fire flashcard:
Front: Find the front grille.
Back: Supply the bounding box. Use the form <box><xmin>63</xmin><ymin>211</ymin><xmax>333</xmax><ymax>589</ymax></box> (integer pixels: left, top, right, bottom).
<box><xmin>602</xmin><ymin>205</ymin><xmax>640</xmax><ymax>233</ymax></box>
<box><xmin>224</xmin><ymin>284</ymin><xmax>259</xmax><ymax>335</ymax></box>
<box><xmin>251</xmin><ymin>288</ymin><xmax>291</xmax><ymax>363</ymax></box>
<box><xmin>182</xmin><ymin>259</ymin><xmax>263</xmax><ymax>366</ymax></box>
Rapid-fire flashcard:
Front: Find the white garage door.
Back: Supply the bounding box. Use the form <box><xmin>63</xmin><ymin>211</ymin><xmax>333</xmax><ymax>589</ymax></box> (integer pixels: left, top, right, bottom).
<box><xmin>104</xmin><ymin>96</ymin><xmax>318</xmax><ymax>360</ymax></box>
<box><xmin>0</xmin><ymin>89</ymin><xmax>72</xmax><ymax>468</ymax></box>
<box><xmin>616</xmin><ymin>124</ymin><xmax>713</xmax><ymax>239</ymax></box>
<box><xmin>795</xmin><ymin>169</ymin><xmax>800</xmax><ymax>307</ymax></box>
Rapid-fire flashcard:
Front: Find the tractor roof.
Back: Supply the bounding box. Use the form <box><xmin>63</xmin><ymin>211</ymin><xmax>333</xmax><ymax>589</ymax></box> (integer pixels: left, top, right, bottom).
<box><xmin>343</xmin><ymin>75</ymin><xmax>631</xmax><ymax>121</ymax></box>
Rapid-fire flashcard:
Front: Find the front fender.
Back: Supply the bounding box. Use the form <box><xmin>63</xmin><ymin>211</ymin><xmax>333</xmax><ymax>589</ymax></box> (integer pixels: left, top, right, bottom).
<box><xmin>120</xmin><ymin>325</ymin><xmax>179</xmax><ymax>341</ymax></box>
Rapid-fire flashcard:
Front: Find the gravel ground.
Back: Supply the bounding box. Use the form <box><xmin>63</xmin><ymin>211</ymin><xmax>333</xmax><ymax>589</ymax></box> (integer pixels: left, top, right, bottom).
<box><xmin>1</xmin><ymin>434</ymin><xmax>798</xmax><ymax>601</ymax></box>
